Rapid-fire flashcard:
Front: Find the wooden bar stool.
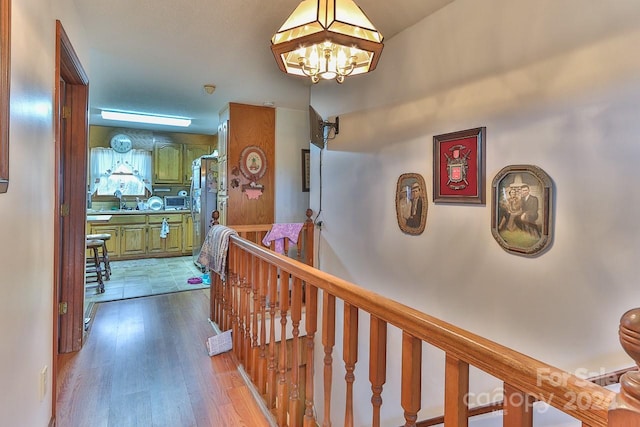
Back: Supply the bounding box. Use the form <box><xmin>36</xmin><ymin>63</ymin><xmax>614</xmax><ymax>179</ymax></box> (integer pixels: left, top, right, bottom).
<box><xmin>86</xmin><ymin>239</ymin><xmax>105</xmax><ymax>294</ymax></box>
<box><xmin>87</xmin><ymin>233</ymin><xmax>112</xmax><ymax>280</ymax></box>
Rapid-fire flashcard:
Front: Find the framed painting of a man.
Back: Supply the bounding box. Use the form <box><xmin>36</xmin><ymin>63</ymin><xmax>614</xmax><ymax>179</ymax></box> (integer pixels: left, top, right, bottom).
<box><xmin>396</xmin><ymin>173</ymin><xmax>427</xmax><ymax>235</ymax></box>
<box><xmin>491</xmin><ymin>165</ymin><xmax>553</xmax><ymax>256</ymax></box>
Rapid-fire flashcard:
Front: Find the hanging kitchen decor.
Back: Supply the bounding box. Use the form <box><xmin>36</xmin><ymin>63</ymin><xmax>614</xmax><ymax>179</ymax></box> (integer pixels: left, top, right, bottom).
<box><xmin>239</xmin><ymin>145</ymin><xmax>267</xmax><ymax>199</ymax></box>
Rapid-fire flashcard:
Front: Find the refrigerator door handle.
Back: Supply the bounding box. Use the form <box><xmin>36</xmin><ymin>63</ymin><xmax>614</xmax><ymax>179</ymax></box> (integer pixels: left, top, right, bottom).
<box><xmin>189</xmin><ymin>179</ymin><xmax>196</xmax><ymax>220</ymax></box>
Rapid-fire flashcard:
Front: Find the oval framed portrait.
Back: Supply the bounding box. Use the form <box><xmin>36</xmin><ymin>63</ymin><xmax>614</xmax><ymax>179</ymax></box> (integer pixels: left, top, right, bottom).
<box><xmin>491</xmin><ymin>164</ymin><xmax>553</xmax><ymax>256</ymax></box>
<box><xmin>239</xmin><ymin>145</ymin><xmax>267</xmax><ymax>181</ymax></box>
<box><xmin>396</xmin><ymin>173</ymin><xmax>427</xmax><ymax>235</ymax></box>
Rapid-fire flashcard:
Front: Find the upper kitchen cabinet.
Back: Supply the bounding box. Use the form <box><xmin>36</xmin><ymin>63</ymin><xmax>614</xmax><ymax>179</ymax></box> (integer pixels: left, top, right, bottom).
<box><xmin>183</xmin><ymin>144</ymin><xmax>212</xmax><ymax>184</ymax></box>
<box><xmin>218</xmin><ymin>103</ymin><xmax>275</xmax><ymax>226</ymax></box>
<box><xmin>88</xmin><ymin>126</ymin><xmax>217</xmax><ymax>187</ymax></box>
<box><xmin>154</xmin><ymin>142</ymin><xmax>183</xmax><ymax>184</ymax></box>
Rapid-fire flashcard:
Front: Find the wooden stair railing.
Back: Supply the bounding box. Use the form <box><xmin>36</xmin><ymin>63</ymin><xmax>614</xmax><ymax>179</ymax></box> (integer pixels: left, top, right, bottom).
<box><xmin>414</xmin><ymin>367</ymin><xmax>638</xmax><ymax>427</ymax></box>
<box><xmin>208</xmin><ymin>209</ymin><xmax>315</xmax><ymax>334</ymax></box>
<box><xmin>211</xmin><ymin>208</ymin><xmax>314</xmax><ymax>267</ymax></box>
<box><xmin>608</xmin><ymin>308</ymin><xmax>640</xmax><ymax>426</ymax></box>
<box><xmin>208</xmin><ymin>220</ymin><xmax>640</xmax><ymax>427</ymax></box>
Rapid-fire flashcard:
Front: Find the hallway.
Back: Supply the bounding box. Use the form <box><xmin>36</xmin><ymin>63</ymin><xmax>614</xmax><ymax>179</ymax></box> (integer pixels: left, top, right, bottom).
<box><xmin>57</xmin><ymin>289</ymin><xmax>273</xmax><ymax>427</ymax></box>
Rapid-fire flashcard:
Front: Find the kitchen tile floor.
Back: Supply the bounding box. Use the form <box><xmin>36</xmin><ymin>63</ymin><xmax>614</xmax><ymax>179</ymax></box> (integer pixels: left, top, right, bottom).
<box><xmin>85</xmin><ymin>256</ymin><xmax>208</xmax><ymax>305</ymax></box>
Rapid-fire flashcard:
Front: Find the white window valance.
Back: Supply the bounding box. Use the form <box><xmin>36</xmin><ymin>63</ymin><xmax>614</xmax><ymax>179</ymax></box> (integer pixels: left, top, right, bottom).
<box><xmin>90</xmin><ymin>148</ymin><xmax>152</xmax><ymax>195</ymax></box>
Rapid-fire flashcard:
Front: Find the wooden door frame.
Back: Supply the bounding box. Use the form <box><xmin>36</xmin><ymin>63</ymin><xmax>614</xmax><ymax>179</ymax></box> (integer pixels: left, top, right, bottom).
<box><xmin>53</xmin><ymin>19</ymin><xmax>89</xmax><ymax>419</ymax></box>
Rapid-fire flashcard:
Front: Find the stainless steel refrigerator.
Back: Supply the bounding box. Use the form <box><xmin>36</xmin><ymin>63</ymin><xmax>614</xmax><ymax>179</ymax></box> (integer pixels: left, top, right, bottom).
<box><xmin>190</xmin><ymin>156</ymin><xmax>218</xmax><ymax>270</ymax></box>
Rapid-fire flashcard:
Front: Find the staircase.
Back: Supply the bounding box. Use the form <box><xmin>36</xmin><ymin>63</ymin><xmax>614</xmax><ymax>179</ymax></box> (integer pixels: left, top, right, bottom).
<box><xmin>209</xmin><ymin>213</ymin><xmax>640</xmax><ymax>426</ymax></box>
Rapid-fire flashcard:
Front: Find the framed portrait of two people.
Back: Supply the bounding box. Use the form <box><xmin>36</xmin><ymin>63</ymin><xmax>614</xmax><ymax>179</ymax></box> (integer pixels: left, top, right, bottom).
<box><xmin>491</xmin><ymin>164</ymin><xmax>553</xmax><ymax>256</ymax></box>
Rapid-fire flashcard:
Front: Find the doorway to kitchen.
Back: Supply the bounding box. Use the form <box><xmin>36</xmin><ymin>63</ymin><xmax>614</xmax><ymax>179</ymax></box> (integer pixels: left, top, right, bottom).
<box><xmin>53</xmin><ymin>19</ymin><xmax>89</xmax><ymax>423</ymax></box>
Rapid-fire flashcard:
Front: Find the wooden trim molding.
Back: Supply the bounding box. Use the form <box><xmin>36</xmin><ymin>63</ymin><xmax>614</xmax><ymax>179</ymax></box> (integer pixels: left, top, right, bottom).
<box><xmin>0</xmin><ymin>0</ymin><xmax>11</xmax><ymax>193</ymax></box>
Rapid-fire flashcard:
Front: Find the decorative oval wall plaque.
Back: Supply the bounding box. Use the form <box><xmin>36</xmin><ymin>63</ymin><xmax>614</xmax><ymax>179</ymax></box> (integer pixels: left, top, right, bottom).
<box><xmin>239</xmin><ymin>145</ymin><xmax>267</xmax><ymax>182</ymax></box>
<box><xmin>396</xmin><ymin>173</ymin><xmax>427</xmax><ymax>235</ymax></box>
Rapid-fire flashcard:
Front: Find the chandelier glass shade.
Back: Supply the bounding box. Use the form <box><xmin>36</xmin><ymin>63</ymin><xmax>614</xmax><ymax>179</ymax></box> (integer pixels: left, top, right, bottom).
<box><xmin>271</xmin><ymin>0</ymin><xmax>384</xmax><ymax>84</ymax></box>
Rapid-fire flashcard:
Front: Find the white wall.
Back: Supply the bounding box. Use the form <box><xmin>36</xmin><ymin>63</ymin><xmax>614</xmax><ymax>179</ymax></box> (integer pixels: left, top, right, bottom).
<box><xmin>0</xmin><ymin>0</ymin><xmax>87</xmax><ymax>425</ymax></box>
<box><xmin>275</xmin><ymin>107</ymin><xmax>310</xmax><ymax>223</ymax></box>
<box><xmin>309</xmin><ymin>0</ymin><xmax>640</xmax><ymax>425</ymax></box>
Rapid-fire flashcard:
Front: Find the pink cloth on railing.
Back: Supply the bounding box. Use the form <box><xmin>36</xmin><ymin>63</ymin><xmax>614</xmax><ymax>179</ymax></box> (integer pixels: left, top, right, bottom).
<box><xmin>262</xmin><ymin>223</ymin><xmax>304</xmax><ymax>254</ymax></box>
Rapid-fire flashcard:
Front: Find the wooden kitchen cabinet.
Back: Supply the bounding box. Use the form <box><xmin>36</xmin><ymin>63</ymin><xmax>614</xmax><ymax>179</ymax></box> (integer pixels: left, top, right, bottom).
<box><xmin>182</xmin><ymin>213</ymin><xmax>193</xmax><ymax>254</ymax></box>
<box><xmin>183</xmin><ymin>144</ymin><xmax>212</xmax><ymax>184</ymax></box>
<box><xmin>88</xmin><ymin>224</ymin><xmax>120</xmax><ymax>256</ymax></box>
<box><xmin>89</xmin><ymin>220</ymin><xmax>146</xmax><ymax>258</ymax></box>
<box><xmin>154</xmin><ymin>142</ymin><xmax>183</xmax><ymax>183</ymax></box>
<box><xmin>88</xmin><ymin>213</ymin><xmax>189</xmax><ymax>260</ymax></box>
<box><xmin>120</xmin><ymin>225</ymin><xmax>147</xmax><ymax>256</ymax></box>
<box><xmin>147</xmin><ymin>214</ymin><xmax>183</xmax><ymax>254</ymax></box>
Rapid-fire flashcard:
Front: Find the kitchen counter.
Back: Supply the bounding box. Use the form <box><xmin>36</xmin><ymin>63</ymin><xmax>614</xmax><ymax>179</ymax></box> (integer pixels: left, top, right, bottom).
<box><xmin>87</xmin><ymin>209</ymin><xmax>190</xmax><ymax>216</ymax></box>
<box><xmin>86</xmin><ymin>215</ymin><xmax>113</xmax><ymax>222</ymax></box>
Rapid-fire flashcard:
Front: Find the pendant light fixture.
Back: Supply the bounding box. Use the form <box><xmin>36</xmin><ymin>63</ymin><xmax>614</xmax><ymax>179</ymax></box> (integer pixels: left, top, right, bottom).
<box><xmin>271</xmin><ymin>0</ymin><xmax>384</xmax><ymax>84</ymax></box>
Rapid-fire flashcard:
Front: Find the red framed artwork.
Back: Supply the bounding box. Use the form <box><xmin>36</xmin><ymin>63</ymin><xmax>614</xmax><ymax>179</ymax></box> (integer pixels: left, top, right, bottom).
<box><xmin>433</xmin><ymin>127</ymin><xmax>486</xmax><ymax>204</ymax></box>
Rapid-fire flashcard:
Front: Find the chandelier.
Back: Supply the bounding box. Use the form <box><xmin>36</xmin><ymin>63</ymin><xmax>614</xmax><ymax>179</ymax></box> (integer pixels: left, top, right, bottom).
<box><xmin>271</xmin><ymin>0</ymin><xmax>384</xmax><ymax>84</ymax></box>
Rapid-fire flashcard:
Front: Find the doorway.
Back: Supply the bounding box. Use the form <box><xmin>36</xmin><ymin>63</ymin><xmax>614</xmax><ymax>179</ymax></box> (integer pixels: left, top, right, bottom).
<box><xmin>53</xmin><ymin>19</ymin><xmax>89</xmax><ymax>420</ymax></box>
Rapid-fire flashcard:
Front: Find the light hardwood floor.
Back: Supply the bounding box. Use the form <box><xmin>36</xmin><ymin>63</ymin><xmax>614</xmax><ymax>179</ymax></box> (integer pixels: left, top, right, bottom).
<box><xmin>57</xmin><ymin>289</ymin><xmax>274</xmax><ymax>427</ymax></box>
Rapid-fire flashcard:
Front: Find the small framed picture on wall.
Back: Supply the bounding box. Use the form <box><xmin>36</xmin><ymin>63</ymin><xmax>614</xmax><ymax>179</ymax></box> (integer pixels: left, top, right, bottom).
<box><xmin>491</xmin><ymin>164</ymin><xmax>553</xmax><ymax>257</ymax></box>
<box><xmin>301</xmin><ymin>149</ymin><xmax>310</xmax><ymax>192</ymax></box>
<box><xmin>433</xmin><ymin>127</ymin><xmax>486</xmax><ymax>204</ymax></box>
<box><xmin>396</xmin><ymin>173</ymin><xmax>427</xmax><ymax>235</ymax></box>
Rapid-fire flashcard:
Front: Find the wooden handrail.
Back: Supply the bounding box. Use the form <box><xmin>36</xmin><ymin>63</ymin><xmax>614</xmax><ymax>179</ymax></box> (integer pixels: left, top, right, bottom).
<box><xmin>208</xmin><ymin>221</ymin><xmax>640</xmax><ymax>427</ymax></box>
<box><xmin>211</xmin><ymin>208</ymin><xmax>314</xmax><ymax>267</ymax></box>
<box><xmin>415</xmin><ymin>367</ymin><xmax>638</xmax><ymax>427</ymax></box>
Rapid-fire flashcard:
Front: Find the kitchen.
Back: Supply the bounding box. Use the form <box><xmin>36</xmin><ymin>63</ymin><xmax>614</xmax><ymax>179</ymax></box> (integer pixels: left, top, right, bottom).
<box><xmin>85</xmin><ymin>103</ymin><xmax>311</xmax><ymax>307</ymax></box>
<box><xmin>85</xmin><ymin>125</ymin><xmax>218</xmax><ymax>302</ymax></box>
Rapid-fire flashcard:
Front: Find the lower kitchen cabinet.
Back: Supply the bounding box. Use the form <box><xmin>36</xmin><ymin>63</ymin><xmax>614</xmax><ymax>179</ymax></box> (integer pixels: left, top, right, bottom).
<box><xmin>148</xmin><ymin>214</ymin><xmax>183</xmax><ymax>254</ymax></box>
<box><xmin>88</xmin><ymin>212</ymin><xmax>188</xmax><ymax>260</ymax></box>
<box><xmin>88</xmin><ymin>224</ymin><xmax>120</xmax><ymax>256</ymax></box>
<box><xmin>87</xmin><ymin>223</ymin><xmax>146</xmax><ymax>258</ymax></box>
<box><xmin>120</xmin><ymin>225</ymin><xmax>147</xmax><ymax>256</ymax></box>
<box><xmin>182</xmin><ymin>213</ymin><xmax>193</xmax><ymax>254</ymax></box>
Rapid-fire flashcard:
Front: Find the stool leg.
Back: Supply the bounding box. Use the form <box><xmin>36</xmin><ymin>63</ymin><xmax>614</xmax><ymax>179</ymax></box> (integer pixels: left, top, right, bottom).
<box><xmin>92</xmin><ymin>246</ymin><xmax>104</xmax><ymax>293</ymax></box>
<box><xmin>101</xmin><ymin>242</ymin><xmax>111</xmax><ymax>281</ymax></box>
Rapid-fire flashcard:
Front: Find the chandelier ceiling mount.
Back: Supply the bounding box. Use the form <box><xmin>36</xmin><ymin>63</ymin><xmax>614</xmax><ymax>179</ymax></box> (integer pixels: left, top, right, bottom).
<box><xmin>270</xmin><ymin>0</ymin><xmax>384</xmax><ymax>84</ymax></box>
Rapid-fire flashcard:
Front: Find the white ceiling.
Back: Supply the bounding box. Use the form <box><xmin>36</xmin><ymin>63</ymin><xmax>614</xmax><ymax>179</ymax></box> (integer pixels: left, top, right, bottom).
<box><xmin>74</xmin><ymin>0</ymin><xmax>453</xmax><ymax>135</ymax></box>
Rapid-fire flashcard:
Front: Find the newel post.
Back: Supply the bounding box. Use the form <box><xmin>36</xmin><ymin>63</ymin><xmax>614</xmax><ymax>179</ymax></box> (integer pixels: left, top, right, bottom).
<box><xmin>304</xmin><ymin>208</ymin><xmax>314</xmax><ymax>267</ymax></box>
<box><xmin>609</xmin><ymin>308</ymin><xmax>640</xmax><ymax>426</ymax></box>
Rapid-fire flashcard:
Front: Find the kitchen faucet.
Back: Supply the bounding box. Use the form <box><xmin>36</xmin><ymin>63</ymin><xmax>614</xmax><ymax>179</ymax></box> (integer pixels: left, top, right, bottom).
<box><xmin>114</xmin><ymin>190</ymin><xmax>125</xmax><ymax>209</ymax></box>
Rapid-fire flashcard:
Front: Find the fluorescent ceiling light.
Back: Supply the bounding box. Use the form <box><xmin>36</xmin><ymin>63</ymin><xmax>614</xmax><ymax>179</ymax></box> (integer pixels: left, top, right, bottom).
<box><xmin>101</xmin><ymin>110</ymin><xmax>191</xmax><ymax>127</ymax></box>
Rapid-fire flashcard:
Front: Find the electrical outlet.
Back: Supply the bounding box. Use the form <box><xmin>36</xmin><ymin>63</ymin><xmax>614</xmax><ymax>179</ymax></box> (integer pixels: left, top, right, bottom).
<box><xmin>40</xmin><ymin>365</ymin><xmax>48</xmax><ymax>401</ymax></box>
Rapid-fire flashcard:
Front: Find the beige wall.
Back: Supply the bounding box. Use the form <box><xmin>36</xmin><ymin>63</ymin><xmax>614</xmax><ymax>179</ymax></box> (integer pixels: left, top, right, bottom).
<box><xmin>5</xmin><ymin>0</ymin><xmax>638</xmax><ymax>425</ymax></box>
<box><xmin>0</xmin><ymin>0</ymin><xmax>88</xmax><ymax>425</ymax></box>
<box><xmin>275</xmin><ymin>107</ymin><xmax>310</xmax><ymax>223</ymax></box>
<box><xmin>310</xmin><ymin>0</ymin><xmax>640</xmax><ymax>425</ymax></box>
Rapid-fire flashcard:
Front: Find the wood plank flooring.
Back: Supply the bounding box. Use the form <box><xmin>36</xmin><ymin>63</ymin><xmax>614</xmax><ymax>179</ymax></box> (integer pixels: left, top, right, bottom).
<box><xmin>56</xmin><ymin>289</ymin><xmax>274</xmax><ymax>427</ymax></box>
